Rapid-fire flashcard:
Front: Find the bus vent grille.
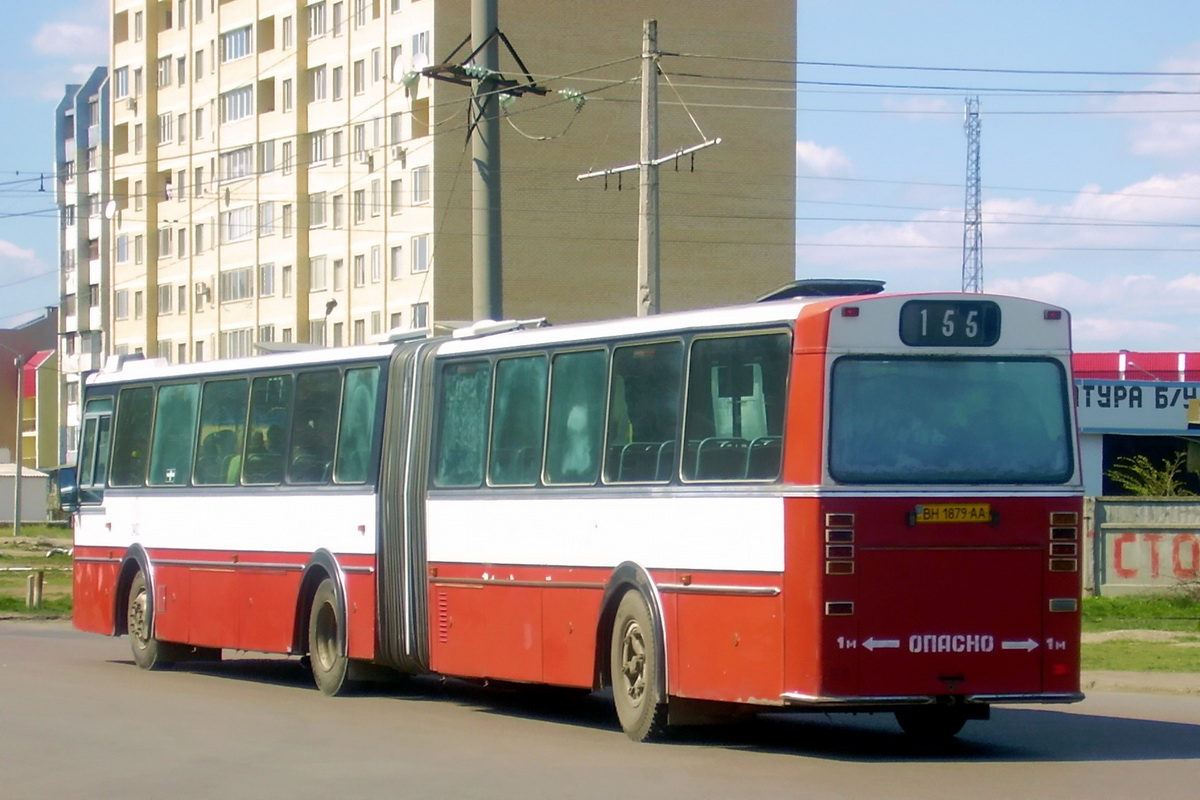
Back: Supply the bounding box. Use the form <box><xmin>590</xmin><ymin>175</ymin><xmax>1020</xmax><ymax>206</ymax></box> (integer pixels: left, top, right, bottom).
<box><xmin>437</xmin><ymin>592</ymin><xmax>451</xmax><ymax>643</ymax></box>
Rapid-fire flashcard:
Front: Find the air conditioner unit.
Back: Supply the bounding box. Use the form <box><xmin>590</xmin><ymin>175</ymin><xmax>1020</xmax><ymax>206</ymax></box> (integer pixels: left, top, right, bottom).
<box><xmin>126</xmin><ymin>97</ymin><xmax>137</xmax><ymax>113</ymax></box>
<box><xmin>391</xmin><ymin>145</ymin><xmax>407</xmax><ymax>166</ymax></box>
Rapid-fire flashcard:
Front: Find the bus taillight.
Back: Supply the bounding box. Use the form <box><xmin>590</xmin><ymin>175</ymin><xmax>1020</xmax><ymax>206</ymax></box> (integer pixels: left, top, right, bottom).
<box><xmin>1048</xmin><ymin>511</ymin><xmax>1079</xmax><ymax>573</ymax></box>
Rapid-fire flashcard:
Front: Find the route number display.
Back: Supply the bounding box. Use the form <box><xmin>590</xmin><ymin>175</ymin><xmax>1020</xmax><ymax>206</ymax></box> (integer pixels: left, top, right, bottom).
<box><xmin>899</xmin><ymin>300</ymin><xmax>1001</xmax><ymax>347</ymax></box>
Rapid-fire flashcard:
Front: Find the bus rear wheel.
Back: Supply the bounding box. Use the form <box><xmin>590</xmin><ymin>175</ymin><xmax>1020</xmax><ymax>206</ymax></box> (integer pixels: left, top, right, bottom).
<box><xmin>308</xmin><ymin>578</ymin><xmax>351</xmax><ymax>696</ymax></box>
<box><xmin>127</xmin><ymin>571</ymin><xmax>178</xmax><ymax>670</ymax></box>
<box><xmin>610</xmin><ymin>591</ymin><xmax>669</xmax><ymax>742</ymax></box>
<box><xmin>894</xmin><ymin>706</ymin><xmax>969</xmax><ymax>740</ymax></box>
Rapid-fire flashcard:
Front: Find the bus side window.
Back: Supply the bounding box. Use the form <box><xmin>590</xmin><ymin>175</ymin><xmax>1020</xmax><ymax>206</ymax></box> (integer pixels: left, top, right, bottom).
<box><xmin>334</xmin><ymin>367</ymin><xmax>380</xmax><ymax>484</ymax></box>
<box><xmin>243</xmin><ymin>375</ymin><xmax>293</xmax><ymax>485</ymax></box>
<box><xmin>288</xmin><ymin>370</ymin><xmax>342</xmax><ymax>484</ymax></box>
<box><xmin>544</xmin><ymin>349</ymin><xmax>607</xmax><ymax>485</ymax></box>
<box><xmin>489</xmin><ymin>355</ymin><xmax>548</xmax><ymax>486</ymax></box>
<box><xmin>604</xmin><ymin>341</ymin><xmax>682</xmax><ymax>483</ymax></box>
<box><xmin>148</xmin><ymin>383</ymin><xmax>200</xmax><ymax>486</ymax></box>
<box><xmin>110</xmin><ymin>386</ymin><xmax>155</xmax><ymax>487</ymax></box>
<box><xmin>194</xmin><ymin>379</ymin><xmax>249</xmax><ymax>485</ymax></box>
<box><xmin>434</xmin><ymin>360</ymin><xmax>492</xmax><ymax>488</ymax></box>
<box><xmin>683</xmin><ymin>333</ymin><xmax>790</xmax><ymax>481</ymax></box>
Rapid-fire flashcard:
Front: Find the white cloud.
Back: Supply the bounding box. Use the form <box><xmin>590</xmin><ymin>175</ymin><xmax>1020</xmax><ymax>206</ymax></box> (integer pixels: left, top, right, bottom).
<box><xmin>32</xmin><ymin>22</ymin><xmax>107</xmax><ymax>60</ymax></box>
<box><xmin>795</xmin><ymin>141</ymin><xmax>851</xmax><ymax>176</ymax></box>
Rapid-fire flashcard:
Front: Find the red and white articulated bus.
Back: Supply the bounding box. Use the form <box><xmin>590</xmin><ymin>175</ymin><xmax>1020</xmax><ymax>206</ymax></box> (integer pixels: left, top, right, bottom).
<box><xmin>65</xmin><ymin>280</ymin><xmax>1083</xmax><ymax>741</ymax></box>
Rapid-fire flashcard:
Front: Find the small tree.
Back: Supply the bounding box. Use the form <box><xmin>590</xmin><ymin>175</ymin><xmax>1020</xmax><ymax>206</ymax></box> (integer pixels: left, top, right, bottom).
<box><xmin>1106</xmin><ymin>452</ymin><xmax>1195</xmax><ymax>497</ymax></box>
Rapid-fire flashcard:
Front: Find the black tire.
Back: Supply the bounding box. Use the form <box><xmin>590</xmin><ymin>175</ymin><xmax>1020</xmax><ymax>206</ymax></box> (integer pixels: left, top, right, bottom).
<box><xmin>610</xmin><ymin>591</ymin><xmax>669</xmax><ymax>742</ymax></box>
<box><xmin>309</xmin><ymin>578</ymin><xmax>351</xmax><ymax>696</ymax></box>
<box><xmin>894</xmin><ymin>706</ymin><xmax>969</xmax><ymax>740</ymax></box>
<box><xmin>127</xmin><ymin>571</ymin><xmax>176</xmax><ymax>670</ymax></box>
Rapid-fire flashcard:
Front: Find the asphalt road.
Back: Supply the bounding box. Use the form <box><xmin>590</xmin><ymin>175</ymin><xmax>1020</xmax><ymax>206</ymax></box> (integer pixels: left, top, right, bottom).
<box><xmin>2</xmin><ymin>619</ymin><xmax>1199</xmax><ymax>800</ymax></box>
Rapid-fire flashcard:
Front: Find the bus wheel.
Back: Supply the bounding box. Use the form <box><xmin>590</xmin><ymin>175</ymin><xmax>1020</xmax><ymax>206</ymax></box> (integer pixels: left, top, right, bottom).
<box><xmin>127</xmin><ymin>571</ymin><xmax>175</xmax><ymax>670</ymax></box>
<box><xmin>308</xmin><ymin>578</ymin><xmax>351</xmax><ymax>696</ymax></box>
<box><xmin>610</xmin><ymin>591</ymin><xmax>669</xmax><ymax>742</ymax></box>
<box><xmin>894</xmin><ymin>706</ymin><xmax>969</xmax><ymax>740</ymax></box>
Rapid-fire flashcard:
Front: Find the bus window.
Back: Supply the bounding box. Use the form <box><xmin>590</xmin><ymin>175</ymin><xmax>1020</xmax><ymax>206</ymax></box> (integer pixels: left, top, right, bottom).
<box><xmin>288</xmin><ymin>370</ymin><xmax>342</xmax><ymax>484</ymax></box>
<box><xmin>334</xmin><ymin>367</ymin><xmax>380</xmax><ymax>484</ymax></box>
<box><xmin>148</xmin><ymin>383</ymin><xmax>200</xmax><ymax>486</ymax></box>
<box><xmin>243</xmin><ymin>375</ymin><xmax>292</xmax><ymax>485</ymax></box>
<box><xmin>605</xmin><ymin>342</ymin><xmax>682</xmax><ymax>483</ymax></box>
<box><xmin>77</xmin><ymin>397</ymin><xmax>113</xmax><ymax>503</ymax></box>
<box><xmin>434</xmin><ymin>361</ymin><xmax>492</xmax><ymax>487</ymax></box>
<box><xmin>194</xmin><ymin>379</ymin><xmax>249</xmax><ymax>485</ymax></box>
<box><xmin>683</xmin><ymin>333</ymin><xmax>790</xmax><ymax>481</ymax></box>
<box><xmin>828</xmin><ymin>357</ymin><xmax>1073</xmax><ymax>484</ymax></box>
<box><xmin>110</xmin><ymin>386</ymin><xmax>155</xmax><ymax>487</ymax></box>
<box><xmin>545</xmin><ymin>349</ymin><xmax>607</xmax><ymax>485</ymax></box>
<box><xmin>489</xmin><ymin>355</ymin><xmax>548</xmax><ymax>486</ymax></box>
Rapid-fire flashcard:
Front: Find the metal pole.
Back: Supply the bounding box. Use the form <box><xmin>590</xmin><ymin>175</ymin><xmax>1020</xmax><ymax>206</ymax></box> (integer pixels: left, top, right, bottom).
<box><xmin>13</xmin><ymin>354</ymin><xmax>23</xmax><ymax>539</ymax></box>
<box><xmin>637</xmin><ymin>19</ymin><xmax>660</xmax><ymax>317</ymax></box>
<box><xmin>472</xmin><ymin>0</ymin><xmax>503</xmax><ymax>321</ymax></box>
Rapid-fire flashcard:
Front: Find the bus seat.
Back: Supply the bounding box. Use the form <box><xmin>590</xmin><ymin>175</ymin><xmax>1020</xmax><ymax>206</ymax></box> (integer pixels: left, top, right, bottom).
<box><xmin>746</xmin><ymin>436</ymin><xmax>782</xmax><ymax>479</ymax></box>
<box><xmin>695</xmin><ymin>437</ymin><xmax>750</xmax><ymax>480</ymax></box>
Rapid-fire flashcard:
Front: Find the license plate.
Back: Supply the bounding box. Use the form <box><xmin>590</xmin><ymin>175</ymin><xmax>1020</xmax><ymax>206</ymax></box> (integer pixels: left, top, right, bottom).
<box><xmin>914</xmin><ymin>503</ymin><xmax>992</xmax><ymax>524</ymax></box>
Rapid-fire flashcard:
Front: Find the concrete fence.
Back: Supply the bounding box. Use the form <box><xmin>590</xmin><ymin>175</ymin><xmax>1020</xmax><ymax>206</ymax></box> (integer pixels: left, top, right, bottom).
<box><xmin>1086</xmin><ymin>497</ymin><xmax>1200</xmax><ymax>596</ymax></box>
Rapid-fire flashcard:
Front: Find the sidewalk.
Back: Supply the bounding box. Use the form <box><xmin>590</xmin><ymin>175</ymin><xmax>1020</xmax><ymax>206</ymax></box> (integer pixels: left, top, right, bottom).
<box><xmin>1082</xmin><ymin>670</ymin><xmax>1200</xmax><ymax>696</ymax></box>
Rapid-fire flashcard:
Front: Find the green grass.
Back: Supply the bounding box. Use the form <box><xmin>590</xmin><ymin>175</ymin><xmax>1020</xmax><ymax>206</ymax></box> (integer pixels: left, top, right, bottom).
<box><xmin>1083</xmin><ymin>593</ymin><xmax>1200</xmax><ymax>633</ymax></box>
<box><xmin>1082</xmin><ymin>639</ymin><xmax>1200</xmax><ymax>672</ymax></box>
<box><xmin>0</xmin><ymin>528</ymin><xmax>74</xmax><ymax>616</ymax></box>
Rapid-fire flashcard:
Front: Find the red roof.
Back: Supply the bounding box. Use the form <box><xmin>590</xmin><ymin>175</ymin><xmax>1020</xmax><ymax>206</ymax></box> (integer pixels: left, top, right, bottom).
<box><xmin>1073</xmin><ymin>351</ymin><xmax>1200</xmax><ymax>382</ymax></box>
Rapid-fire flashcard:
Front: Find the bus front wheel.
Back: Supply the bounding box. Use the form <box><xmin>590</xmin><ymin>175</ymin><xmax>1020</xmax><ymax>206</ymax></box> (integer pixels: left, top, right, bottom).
<box><xmin>610</xmin><ymin>591</ymin><xmax>669</xmax><ymax>742</ymax></box>
<box><xmin>308</xmin><ymin>578</ymin><xmax>351</xmax><ymax>696</ymax></box>
<box><xmin>127</xmin><ymin>571</ymin><xmax>177</xmax><ymax>670</ymax></box>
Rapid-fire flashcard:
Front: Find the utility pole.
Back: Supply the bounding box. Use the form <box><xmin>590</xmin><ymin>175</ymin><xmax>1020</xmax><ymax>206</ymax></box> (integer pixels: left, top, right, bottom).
<box><xmin>472</xmin><ymin>0</ymin><xmax>503</xmax><ymax>321</ymax></box>
<box><xmin>637</xmin><ymin>19</ymin><xmax>660</xmax><ymax>317</ymax></box>
<box><xmin>13</xmin><ymin>354</ymin><xmax>23</xmax><ymax>539</ymax></box>
<box><xmin>962</xmin><ymin>96</ymin><xmax>983</xmax><ymax>293</ymax></box>
<box><xmin>577</xmin><ymin>20</ymin><xmax>720</xmax><ymax>316</ymax></box>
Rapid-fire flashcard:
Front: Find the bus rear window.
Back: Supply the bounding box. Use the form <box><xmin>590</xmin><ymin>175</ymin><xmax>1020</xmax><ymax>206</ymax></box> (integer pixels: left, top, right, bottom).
<box><xmin>828</xmin><ymin>357</ymin><xmax>1073</xmax><ymax>485</ymax></box>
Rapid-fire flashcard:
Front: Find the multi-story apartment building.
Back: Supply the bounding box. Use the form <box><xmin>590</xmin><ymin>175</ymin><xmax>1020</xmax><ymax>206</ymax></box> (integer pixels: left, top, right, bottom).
<box><xmin>107</xmin><ymin>0</ymin><xmax>795</xmax><ymax>359</ymax></box>
<box><xmin>55</xmin><ymin>67</ymin><xmax>109</xmax><ymax>464</ymax></box>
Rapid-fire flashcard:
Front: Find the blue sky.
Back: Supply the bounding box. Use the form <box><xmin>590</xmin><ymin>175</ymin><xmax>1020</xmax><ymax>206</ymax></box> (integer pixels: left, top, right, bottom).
<box><xmin>3</xmin><ymin>1</ymin><xmax>1200</xmax><ymax>352</ymax></box>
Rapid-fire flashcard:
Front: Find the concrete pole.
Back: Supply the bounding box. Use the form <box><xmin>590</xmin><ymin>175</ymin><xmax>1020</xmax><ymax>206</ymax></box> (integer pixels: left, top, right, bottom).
<box><xmin>637</xmin><ymin>19</ymin><xmax>660</xmax><ymax>317</ymax></box>
<box><xmin>472</xmin><ymin>0</ymin><xmax>503</xmax><ymax>321</ymax></box>
<box><xmin>13</xmin><ymin>354</ymin><xmax>23</xmax><ymax>539</ymax></box>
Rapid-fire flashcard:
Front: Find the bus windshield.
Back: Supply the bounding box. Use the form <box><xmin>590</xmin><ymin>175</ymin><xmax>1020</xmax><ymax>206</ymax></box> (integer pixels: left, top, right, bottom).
<box><xmin>828</xmin><ymin>356</ymin><xmax>1073</xmax><ymax>484</ymax></box>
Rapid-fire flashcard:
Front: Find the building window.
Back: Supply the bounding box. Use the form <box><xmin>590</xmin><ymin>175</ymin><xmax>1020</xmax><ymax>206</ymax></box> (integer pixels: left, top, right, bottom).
<box><xmin>219</xmin><ymin>328</ymin><xmax>253</xmax><ymax>358</ymax></box>
<box><xmin>411</xmin><ymin>302</ymin><xmax>429</xmax><ymax>329</ymax></box>
<box><xmin>282</xmin><ymin>203</ymin><xmax>293</xmax><ymax>237</ymax></box>
<box><xmin>259</xmin><ymin>140</ymin><xmax>275</xmax><ymax>173</ymax></box>
<box><xmin>134</xmin><ymin>290</ymin><xmax>144</xmax><ymax>319</ymax></box>
<box><xmin>219</xmin><ymin>146</ymin><xmax>253</xmax><ymax>181</ymax></box>
<box><xmin>353</xmin><ymin>59</ymin><xmax>365</xmax><ymax>95</ymax></box>
<box><xmin>282</xmin><ymin>140</ymin><xmax>293</xmax><ymax>173</ymax></box>
<box><xmin>194</xmin><ymin>166</ymin><xmax>204</xmax><ymax>197</ymax></box>
<box><xmin>310</xmin><ymin>130</ymin><xmax>326</xmax><ymax>164</ymax></box>
<box><xmin>259</xmin><ymin>202</ymin><xmax>276</xmax><ymax>236</ymax></box>
<box><xmin>114</xmin><ymin>67</ymin><xmax>130</xmax><ymax>99</ymax></box>
<box><xmin>332</xmin><ymin>194</ymin><xmax>344</xmax><ymax>229</ymax></box>
<box><xmin>390</xmin><ymin>245</ymin><xmax>402</xmax><ymax>280</ymax></box>
<box><xmin>195</xmin><ymin>49</ymin><xmax>204</xmax><ymax>81</ymax></box>
<box><xmin>353</xmin><ymin>254</ymin><xmax>366</xmax><ymax>287</ymax></box>
<box><xmin>282</xmin><ymin>78</ymin><xmax>293</xmax><ymax>112</ymax></box>
<box><xmin>371</xmin><ymin>179</ymin><xmax>381</xmax><ymax>216</ymax></box>
<box><xmin>310</xmin><ymin>65</ymin><xmax>327</xmax><ymax>102</ymax></box>
<box><xmin>308</xmin><ymin>1</ymin><xmax>327</xmax><ymax>38</ymax></box>
<box><xmin>116</xmin><ymin>234</ymin><xmax>129</xmax><ymax>263</ymax></box>
<box><xmin>177</xmin><ymin>56</ymin><xmax>187</xmax><ymax>86</ymax></box>
<box><xmin>220</xmin><ymin>206</ymin><xmax>255</xmax><ymax>243</ymax></box>
<box><xmin>157</xmin><ymin>56</ymin><xmax>171</xmax><ymax>88</ymax></box>
<box><xmin>332</xmin><ymin>66</ymin><xmax>343</xmax><ymax>101</ymax></box>
<box><xmin>309</xmin><ymin>192</ymin><xmax>327</xmax><ymax>227</ymax></box>
<box><xmin>333</xmin><ymin>1</ymin><xmax>344</xmax><ymax>36</ymax></box>
<box><xmin>220</xmin><ymin>86</ymin><xmax>254</xmax><ymax>124</ymax></box>
<box><xmin>219</xmin><ymin>267</ymin><xmax>254</xmax><ymax>302</ymax></box>
<box><xmin>390</xmin><ymin>178</ymin><xmax>403</xmax><ymax>214</ymax></box>
<box><xmin>195</xmin><ymin>107</ymin><xmax>205</xmax><ymax>140</ymax></box>
<box><xmin>332</xmin><ymin>130</ymin><xmax>343</xmax><ymax>166</ymax></box>
<box><xmin>353</xmin><ymin>189</ymin><xmax>365</xmax><ymax>224</ymax></box>
<box><xmin>333</xmin><ymin>258</ymin><xmax>345</xmax><ymax>291</ymax></box>
<box><xmin>411</xmin><ymin>165</ymin><xmax>430</xmax><ymax>204</ymax></box>
<box><xmin>158</xmin><ymin>113</ymin><xmax>174</xmax><ymax>145</ymax></box>
<box><xmin>178</xmin><ymin>285</ymin><xmax>187</xmax><ymax>315</ymax></box>
<box><xmin>310</xmin><ymin>256</ymin><xmax>328</xmax><ymax>291</ymax></box>
<box><xmin>158</xmin><ymin>284</ymin><xmax>173</xmax><ymax>315</ymax></box>
<box><xmin>411</xmin><ymin>234</ymin><xmax>430</xmax><ymax>273</ymax></box>
<box><xmin>220</xmin><ymin>25</ymin><xmax>254</xmax><ymax>63</ymax></box>
<box><xmin>353</xmin><ymin>319</ymin><xmax>365</xmax><ymax>345</ymax></box>
<box><xmin>282</xmin><ymin>264</ymin><xmax>293</xmax><ymax>297</ymax></box>
<box><xmin>134</xmin><ymin>10</ymin><xmax>144</xmax><ymax>41</ymax></box>
<box><xmin>134</xmin><ymin>235</ymin><xmax>144</xmax><ymax>264</ymax></box>
<box><xmin>194</xmin><ymin>222</ymin><xmax>205</xmax><ymax>253</ymax></box>
<box><xmin>259</xmin><ymin>263</ymin><xmax>275</xmax><ymax>297</ymax></box>
<box><xmin>115</xmin><ymin>289</ymin><xmax>130</xmax><ymax>319</ymax></box>
<box><xmin>371</xmin><ymin>245</ymin><xmax>381</xmax><ymax>283</ymax></box>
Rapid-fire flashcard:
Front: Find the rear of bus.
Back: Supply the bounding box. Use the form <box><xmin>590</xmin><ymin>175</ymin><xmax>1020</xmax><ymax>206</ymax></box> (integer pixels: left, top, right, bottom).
<box><xmin>784</xmin><ymin>293</ymin><xmax>1082</xmax><ymax>730</ymax></box>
